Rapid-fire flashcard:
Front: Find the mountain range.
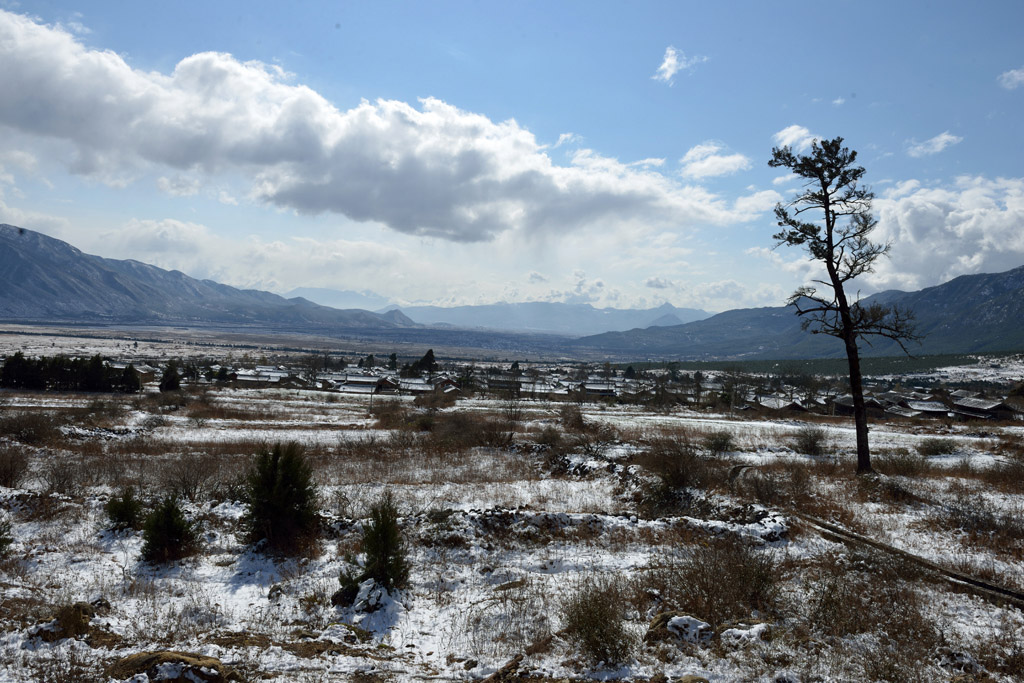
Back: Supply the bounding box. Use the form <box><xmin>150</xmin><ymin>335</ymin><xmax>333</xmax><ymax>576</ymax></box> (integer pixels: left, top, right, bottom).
<box><xmin>0</xmin><ymin>224</ymin><xmax>413</xmax><ymax>331</ymax></box>
<box><xmin>3</xmin><ymin>223</ymin><xmax>1024</xmax><ymax>360</ymax></box>
<box><xmin>570</xmin><ymin>266</ymin><xmax>1024</xmax><ymax>359</ymax></box>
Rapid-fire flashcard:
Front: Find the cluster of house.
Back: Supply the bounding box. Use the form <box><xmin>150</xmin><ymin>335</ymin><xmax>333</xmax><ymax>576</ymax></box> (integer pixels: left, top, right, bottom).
<box><xmin>102</xmin><ymin>358</ymin><xmax>1022</xmax><ymax>422</ymax></box>
<box><xmin>753</xmin><ymin>387</ymin><xmax>1021</xmax><ymax>421</ymax></box>
<box><xmin>230</xmin><ymin>366</ymin><xmax>459</xmax><ymax>396</ymax></box>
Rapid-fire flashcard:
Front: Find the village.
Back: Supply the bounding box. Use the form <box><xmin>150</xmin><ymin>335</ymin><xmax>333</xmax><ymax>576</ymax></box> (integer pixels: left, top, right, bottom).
<box><xmin>86</xmin><ymin>350</ymin><xmax>1024</xmax><ymax>424</ymax></box>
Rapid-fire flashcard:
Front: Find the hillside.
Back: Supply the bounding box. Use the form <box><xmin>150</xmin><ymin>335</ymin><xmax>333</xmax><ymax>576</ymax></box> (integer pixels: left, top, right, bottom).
<box><xmin>0</xmin><ymin>225</ymin><xmax>413</xmax><ymax>331</ymax></box>
<box><xmin>571</xmin><ymin>267</ymin><xmax>1024</xmax><ymax>359</ymax></box>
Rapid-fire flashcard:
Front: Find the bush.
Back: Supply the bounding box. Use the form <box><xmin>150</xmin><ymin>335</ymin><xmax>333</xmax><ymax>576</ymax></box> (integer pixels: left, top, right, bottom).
<box><xmin>337</xmin><ymin>490</ymin><xmax>409</xmax><ymax>603</ymax></box>
<box><xmin>558</xmin><ymin>575</ymin><xmax>636</xmax><ymax>666</ymax></box>
<box><xmin>362</xmin><ymin>490</ymin><xmax>409</xmax><ymax>588</ymax></box>
<box><xmin>0</xmin><ymin>411</ymin><xmax>59</xmax><ymax>445</ymax></box>
<box><xmin>141</xmin><ymin>496</ymin><xmax>198</xmax><ymax>564</ymax></box>
<box><xmin>0</xmin><ymin>445</ymin><xmax>29</xmax><ymax>488</ymax></box>
<box><xmin>0</xmin><ymin>515</ymin><xmax>12</xmax><ymax>557</ymax></box>
<box><xmin>875</xmin><ymin>448</ymin><xmax>929</xmax><ymax>477</ymax></box>
<box><xmin>243</xmin><ymin>442</ymin><xmax>320</xmax><ymax>554</ymax></box>
<box><xmin>916</xmin><ymin>437</ymin><xmax>958</xmax><ymax>456</ymax></box>
<box><xmin>702</xmin><ymin>429</ymin><xmax>735</xmax><ymax>456</ymax></box>
<box><xmin>791</xmin><ymin>424</ymin><xmax>829</xmax><ymax>456</ymax></box>
<box><xmin>559</xmin><ymin>403</ymin><xmax>586</xmax><ymax>431</ymax></box>
<box><xmin>651</xmin><ymin>535</ymin><xmax>780</xmax><ymax>628</ymax></box>
<box><xmin>105</xmin><ymin>487</ymin><xmax>144</xmax><ymax>531</ymax></box>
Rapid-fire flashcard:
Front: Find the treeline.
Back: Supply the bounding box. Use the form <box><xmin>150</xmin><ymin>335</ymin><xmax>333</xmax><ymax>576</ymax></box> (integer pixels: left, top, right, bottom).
<box><xmin>0</xmin><ymin>352</ymin><xmax>142</xmax><ymax>393</ymax></box>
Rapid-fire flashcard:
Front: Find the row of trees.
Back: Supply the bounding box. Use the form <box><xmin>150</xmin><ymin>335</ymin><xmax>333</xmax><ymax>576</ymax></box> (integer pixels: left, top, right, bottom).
<box><xmin>0</xmin><ymin>352</ymin><xmax>142</xmax><ymax>393</ymax></box>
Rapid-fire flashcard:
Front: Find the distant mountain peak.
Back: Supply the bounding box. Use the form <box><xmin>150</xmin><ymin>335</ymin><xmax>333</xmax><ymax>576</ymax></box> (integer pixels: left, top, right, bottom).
<box><xmin>0</xmin><ymin>225</ymin><xmax>412</xmax><ymax>332</ymax></box>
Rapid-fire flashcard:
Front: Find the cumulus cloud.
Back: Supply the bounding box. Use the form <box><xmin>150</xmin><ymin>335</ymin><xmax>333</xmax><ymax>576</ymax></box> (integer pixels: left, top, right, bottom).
<box><xmin>832</xmin><ymin>97</ymin><xmax>845</xmax><ymax>106</ymax></box>
<box><xmin>871</xmin><ymin>176</ymin><xmax>1024</xmax><ymax>291</ymax></box>
<box><xmin>0</xmin><ymin>11</ymin><xmax>770</xmax><ymax>243</ymax></box>
<box><xmin>906</xmin><ymin>131</ymin><xmax>963</xmax><ymax>158</ymax></box>
<box><xmin>998</xmin><ymin>66</ymin><xmax>1024</xmax><ymax>90</ymax></box>
<box><xmin>679</xmin><ymin>142</ymin><xmax>751</xmax><ymax>179</ymax></box>
<box><xmin>772</xmin><ymin>125</ymin><xmax>818</xmax><ymax>152</ymax></box>
<box><xmin>652</xmin><ymin>46</ymin><xmax>707</xmax><ymax>85</ymax></box>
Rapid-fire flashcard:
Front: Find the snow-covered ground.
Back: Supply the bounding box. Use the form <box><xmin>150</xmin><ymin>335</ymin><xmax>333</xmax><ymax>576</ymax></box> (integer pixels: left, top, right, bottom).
<box><xmin>1</xmin><ymin>387</ymin><xmax>1023</xmax><ymax>681</ymax></box>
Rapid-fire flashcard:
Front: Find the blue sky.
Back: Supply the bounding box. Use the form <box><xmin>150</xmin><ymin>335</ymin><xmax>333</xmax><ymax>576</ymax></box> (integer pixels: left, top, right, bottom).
<box><xmin>1</xmin><ymin>1</ymin><xmax>1022</xmax><ymax>312</ymax></box>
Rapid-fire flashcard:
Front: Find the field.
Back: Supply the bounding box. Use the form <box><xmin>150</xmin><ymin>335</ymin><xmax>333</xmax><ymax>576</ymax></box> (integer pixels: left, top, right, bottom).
<box><xmin>1</xmin><ymin>377</ymin><xmax>1024</xmax><ymax>681</ymax></box>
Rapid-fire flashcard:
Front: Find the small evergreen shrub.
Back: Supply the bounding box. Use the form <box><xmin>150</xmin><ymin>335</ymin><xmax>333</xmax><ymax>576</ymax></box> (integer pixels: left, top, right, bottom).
<box><xmin>141</xmin><ymin>496</ymin><xmax>198</xmax><ymax>564</ymax></box>
<box><xmin>336</xmin><ymin>490</ymin><xmax>409</xmax><ymax>605</ymax></box>
<box><xmin>105</xmin><ymin>487</ymin><xmax>144</xmax><ymax>531</ymax></box>
<box><xmin>243</xmin><ymin>442</ymin><xmax>320</xmax><ymax>554</ymax></box>
<box><xmin>558</xmin><ymin>575</ymin><xmax>636</xmax><ymax>666</ymax></box>
<box><xmin>360</xmin><ymin>490</ymin><xmax>409</xmax><ymax>589</ymax></box>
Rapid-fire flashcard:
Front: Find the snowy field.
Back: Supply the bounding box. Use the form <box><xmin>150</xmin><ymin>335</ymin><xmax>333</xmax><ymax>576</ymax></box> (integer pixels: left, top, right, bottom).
<box><xmin>1</xmin><ymin>383</ymin><xmax>1023</xmax><ymax>681</ymax></box>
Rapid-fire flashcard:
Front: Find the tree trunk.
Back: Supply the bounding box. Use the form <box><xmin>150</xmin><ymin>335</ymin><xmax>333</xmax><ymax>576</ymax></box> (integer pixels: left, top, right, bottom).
<box><xmin>844</xmin><ymin>333</ymin><xmax>873</xmax><ymax>474</ymax></box>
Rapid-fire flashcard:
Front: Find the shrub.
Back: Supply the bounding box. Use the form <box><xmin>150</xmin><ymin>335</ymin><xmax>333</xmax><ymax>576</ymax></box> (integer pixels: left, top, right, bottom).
<box><xmin>105</xmin><ymin>487</ymin><xmax>144</xmax><ymax>531</ymax></box>
<box><xmin>337</xmin><ymin>490</ymin><xmax>409</xmax><ymax>603</ymax></box>
<box><xmin>0</xmin><ymin>515</ymin><xmax>12</xmax><ymax>557</ymax></box>
<box><xmin>243</xmin><ymin>442</ymin><xmax>320</xmax><ymax>554</ymax></box>
<box><xmin>651</xmin><ymin>535</ymin><xmax>780</xmax><ymax>628</ymax></box>
<box><xmin>0</xmin><ymin>445</ymin><xmax>29</xmax><ymax>488</ymax></box>
<box><xmin>702</xmin><ymin>429</ymin><xmax>735</xmax><ymax>456</ymax></box>
<box><xmin>141</xmin><ymin>496</ymin><xmax>198</xmax><ymax>564</ymax></box>
<box><xmin>875</xmin><ymin>448</ymin><xmax>929</xmax><ymax>476</ymax></box>
<box><xmin>0</xmin><ymin>411</ymin><xmax>58</xmax><ymax>445</ymax></box>
<box><xmin>791</xmin><ymin>424</ymin><xmax>829</xmax><ymax>456</ymax></box>
<box><xmin>917</xmin><ymin>437</ymin><xmax>958</xmax><ymax>457</ymax></box>
<box><xmin>41</xmin><ymin>458</ymin><xmax>81</xmax><ymax>496</ymax></box>
<box><xmin>558</xmin><ymin>575</ymin><xmax>636</xmax><ymax>666</ymax></box>
<box><xmin>559</xmin><ymin>403</ymin><xmax>586</xmax><ymax>431</ymax></box>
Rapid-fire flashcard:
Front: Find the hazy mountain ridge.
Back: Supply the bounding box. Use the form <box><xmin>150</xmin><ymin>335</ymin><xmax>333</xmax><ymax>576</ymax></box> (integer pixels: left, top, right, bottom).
<box><xmin>388</xmin><ymin>301</ymin><xmax>711</xmax><ymax>336</ymax></box>
<box><xmin>0</xmin><ymin>225</ymin><xmax>413</xmax><ymax>330</ymax></box>
<box><xmin>571</xmin><ymin>267</ymin><xmax>1024</xmax><ymax>359</ymax></box>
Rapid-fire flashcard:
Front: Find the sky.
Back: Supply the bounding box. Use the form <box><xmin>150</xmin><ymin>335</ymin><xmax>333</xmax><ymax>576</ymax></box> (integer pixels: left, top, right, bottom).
<box><xmin>0</xmin><ymin>1</ymin><xmax>1022</xmax><ymax>313</ymax></box>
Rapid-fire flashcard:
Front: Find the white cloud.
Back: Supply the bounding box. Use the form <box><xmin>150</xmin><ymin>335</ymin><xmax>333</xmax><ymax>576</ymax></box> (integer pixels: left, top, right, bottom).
<box><xmin>733</xmin><ymin>189</ymin><xmax>782</xmax><ymax>215</ymax></box>
<box><xmin>554</xmin><ymin>132</ymin><xmax>581</xmax><ymax>148</ymax></box>
<box><xmin>772</xmin><ymin>174</ymin><xmax>796</xmax><ymax>186</ymax></box>
<box><xmin>217</xmin><ymin>190</ymin><xmax>238</xmax><ymax>205</ymax></box>
<box><xmin>0</xmin><ymin>11</ymin><xmax>763</xmax><ymax>243</ymax></box>
<box><xmin>772</xmin><ymin>125</ymin><xmax>818</xmax><ymax>151</ymax></box>
<box><xmin>0</xmin><ymin>192</ymin><xmax>70</xmax><ymax>236</ymax></box>
<box><xmin>102</xmin><ymin>218</ymin><xmax>212</xmax><ymax>256</ymax></box>
<box><xmin>832</xmin><ymin>97</ymin><xmax>845</xmax><ymax>106</ymax></box>
<box><xmin>680</xmin><ymin>142</ymin><xmax>751</xmax><ymax>179</ymax></box>
<box><xmin>527</xmin><ymin>271</ymin><xmax>548</xmax><ymax>284</ymax></box>
<box><xmin>906</xmin><ymin>131</ymin><xmax>962</xmax><ymax>158</ymax></box>
<box><xmin>871</xmin><ymin>176</ymin><xmax>1024</xmax><ymax>291</ymax></box>
<box><xmin>997</xmin><ymin>66</ymin><xmax>1024</xmax><ymax>90</ymax></box>
<box><xmin>157</xmin><ymin>175</ymin><xmax>201</xmax><ymax>197</ymax></box>
<box><xmin>652</xmin><ymin>46</ymin><xmax>707</xmax><ymax>85</ymax></box>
